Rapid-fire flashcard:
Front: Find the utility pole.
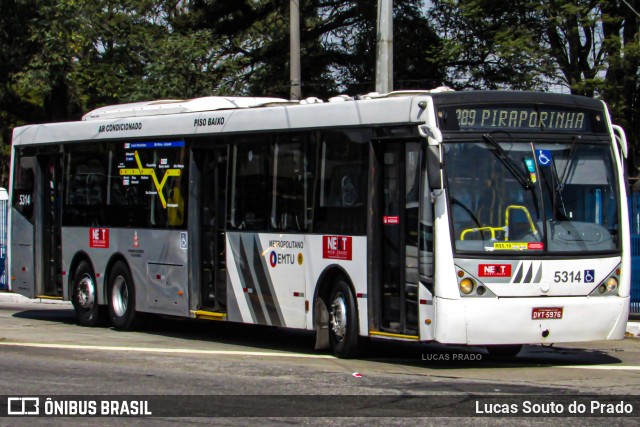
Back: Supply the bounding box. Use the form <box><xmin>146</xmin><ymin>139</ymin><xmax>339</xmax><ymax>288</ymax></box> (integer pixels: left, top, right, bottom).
<box><xmin>376</xmin><ymin>0</ymin><xmax>393</xmax><ymax>93</ymax></box>
<box><xmin>290</xmin><ymin>0</ymin><xmax>302</xmax><ymax>100</ymax></box>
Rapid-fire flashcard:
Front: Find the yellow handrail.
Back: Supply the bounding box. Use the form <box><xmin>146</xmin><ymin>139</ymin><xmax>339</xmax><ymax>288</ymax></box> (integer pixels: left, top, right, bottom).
<box><xmin>459</xmin><ymin>205</ymin><xmax>538</xmax><ymax>241</ymax></box>
<box><xmin>504</xmin><ymin>205</ymin><xmax>538</xmax><ymax>241</ymax></box>
<box><xmin>461</xmin><ymin>226</ymin><xmax>501</xmax><ymax>240</ymax></box>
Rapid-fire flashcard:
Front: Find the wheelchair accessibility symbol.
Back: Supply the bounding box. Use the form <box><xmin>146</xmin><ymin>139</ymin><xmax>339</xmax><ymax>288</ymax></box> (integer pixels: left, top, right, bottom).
<box><xmin>584</xmin><ymin>269</ymin><xmax>595</xmax><ymax>283</ymax></box>
<box><xmin>537</xmin><ymin>149</ymin><xmax>553</xmax><ymax>166</ymax></box>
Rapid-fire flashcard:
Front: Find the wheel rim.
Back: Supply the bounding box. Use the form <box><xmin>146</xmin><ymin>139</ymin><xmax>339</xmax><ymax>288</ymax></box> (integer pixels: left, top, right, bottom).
<box><xmin>330</xmin><ymin>292</ymin><xmax>347</xmax><ymax>341</ymax></box>
<box><xmin>76</xmin><ymin>275</ymin><xmax>96</xmax><ymax>310</ymax></box>
<box><xmin>111</xmin><ymin>276</ymin><xmax>129</xmax><ymax>317</ymax></box>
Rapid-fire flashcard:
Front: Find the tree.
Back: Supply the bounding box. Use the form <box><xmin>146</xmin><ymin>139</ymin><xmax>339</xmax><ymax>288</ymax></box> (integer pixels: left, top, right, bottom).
<box><xmin>327</xmin><ymin>0</ymin><xmax>446</xmax><ymax>94</ymax></box>
<box><xmin>178</xmin><ymin>0</ymin><xmax>446</xmax><ymax>98</ymax></box>
<box><xmin>0</xmin><ymin>0</ymin><xmax>50</xmax><ymax>185</ymax></box>
<box><xmin>430</xmin><ymin>0</ymin><xmax>640</xmax><ymax>173</ymax></box>
<box><xmin>0</xmin><ymin>1</ymin><xmax>447</xmax><ymax>155</ymax></box>
<box><xmin>599</xmin><ymin>1</ymin><xmax>640</xmax><ymax>176</ymax></box>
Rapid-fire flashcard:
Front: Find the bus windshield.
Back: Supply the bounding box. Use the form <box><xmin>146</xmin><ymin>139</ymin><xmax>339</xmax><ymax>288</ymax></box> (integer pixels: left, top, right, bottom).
<box><xmin>444</xmin><ymin>138</ymin><xmax>620</xmax><ymax>254</ymax></box>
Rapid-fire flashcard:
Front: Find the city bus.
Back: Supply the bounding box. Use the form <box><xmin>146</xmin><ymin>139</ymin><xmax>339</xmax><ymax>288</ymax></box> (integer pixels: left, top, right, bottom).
<box><xmin>8</xmin><ymin>89</ymin><xmax>630</xmax><ymax>358</ymax></box>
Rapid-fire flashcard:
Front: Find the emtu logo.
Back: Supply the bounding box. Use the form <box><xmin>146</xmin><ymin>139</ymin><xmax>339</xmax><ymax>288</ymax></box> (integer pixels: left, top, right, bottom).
<box><xmin>269</xmin><ymin>251</ymin><xmax>296</xmax><ymax>268</ymax></box>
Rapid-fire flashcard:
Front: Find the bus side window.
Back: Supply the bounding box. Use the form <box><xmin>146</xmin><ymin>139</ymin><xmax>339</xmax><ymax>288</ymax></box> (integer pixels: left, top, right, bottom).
<box><xmin>315</xmin><ymin>130</ymin><xmax>368</xmax><ymax>235</ymax></box>
<box><xmin>106</xmin><ymin>143</ymin><xmax>188</xmax><ymax>229</ymax></box>
<box><xmin>271</xmin><ymin>134</ymin><xmax>315</xmax><ymax>232</ymax></box>
<box><xmin>12</xmin><ymin>154</ymin><xmax>36</xmax><ymax>223</ymax></box>
<box><xmin>230</xmin><ymin>141</ymin><xmax>272</xmax><ymax>231</ymax></box>
<box><xmin>63</xmin><ymin>147</ymin><xmax>108</xmax><ymax>226</ymax></box>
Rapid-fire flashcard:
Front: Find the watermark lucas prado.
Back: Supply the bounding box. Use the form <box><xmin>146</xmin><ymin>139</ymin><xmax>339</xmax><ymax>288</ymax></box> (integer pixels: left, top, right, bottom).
<box><xmin>422</xmin><ymin>352</ymin><xmax>483</xmax><ymax>362</ymax></box>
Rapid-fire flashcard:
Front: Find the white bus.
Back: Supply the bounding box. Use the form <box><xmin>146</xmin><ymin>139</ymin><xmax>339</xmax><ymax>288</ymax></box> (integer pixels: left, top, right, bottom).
<box><xmin>9</xmin><ymin>89</ymin><xmax>630</xmax><ymax>358</ymax></box>
<box><xmin>0</xmin><ymin>187</ymin><xmax>8</xmax><ymax>289</ymax></box>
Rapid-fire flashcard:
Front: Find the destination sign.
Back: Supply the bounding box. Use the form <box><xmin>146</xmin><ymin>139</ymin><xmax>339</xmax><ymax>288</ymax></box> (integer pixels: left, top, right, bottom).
<box><xmin>438</xmin><ymin>105</ymin><xmax>606</xmax><ymax>133</ymax></box>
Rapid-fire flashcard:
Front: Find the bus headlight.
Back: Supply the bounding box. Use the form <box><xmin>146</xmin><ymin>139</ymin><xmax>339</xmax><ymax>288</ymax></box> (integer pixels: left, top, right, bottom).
<box><xmin>589</xmin><ymin>266</ymin><xmax>621</xmax><ymax>296</ymax></box>
<box><xmin>459</xmin><ymin>278</ymin><xmax>475</xmax><ymax>294</ymax></box>
<box><xmin>606</xmin><ymin>277</ymin><xmax>618</xmax><ymax>292</ymax></box>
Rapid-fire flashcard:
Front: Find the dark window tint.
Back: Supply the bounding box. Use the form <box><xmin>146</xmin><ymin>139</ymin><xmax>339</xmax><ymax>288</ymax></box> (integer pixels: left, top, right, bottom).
<box><xmin>109</xmin><ymin>141</ymin><xmax>188</xmax><ymax>228</ymax></box>
<box><xmin>229</xmin><ymin>139</ymin><xmax>272</xmax><ymax>230</ymax></box>
<box><xmin>314</xmin><ymin>130</ymin><xmax>369</xmax><ymax>235</ymax></box>
<box><xmin>12</xmin><ymin>154</ymin><xmax>36</xmax><ymax>223</ymax></box>
<box><xmin>63</xmin><ymin>144</ymin><xmax>108</xmax><ymax>226</ymax></box>
<box><xmin>271</xmin><ymin>134</ymin><xmax>315</xmax><ymax>232</ymax></box>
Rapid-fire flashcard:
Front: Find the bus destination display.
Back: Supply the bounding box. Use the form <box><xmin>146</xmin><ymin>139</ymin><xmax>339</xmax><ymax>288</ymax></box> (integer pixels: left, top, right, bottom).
<box><xmin>443</xmin><ymin>106</ymin><xmax>601</xmax><ymax>132</ymax></box>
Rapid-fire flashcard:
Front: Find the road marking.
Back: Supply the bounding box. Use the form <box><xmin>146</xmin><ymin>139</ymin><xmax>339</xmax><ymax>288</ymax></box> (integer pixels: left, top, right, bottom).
<box><xmin>0</xmin><ymin>341</ymin><xmax>334</xmax><ymax>359</ymax></box>
<box><xmin>557</xmin><ymin>365</ymin><xmax>640</xmax><ymax>371</ymax></box>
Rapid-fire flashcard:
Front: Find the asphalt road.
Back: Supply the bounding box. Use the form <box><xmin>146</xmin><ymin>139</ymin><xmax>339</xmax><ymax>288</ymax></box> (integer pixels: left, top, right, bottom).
<box><xmin>0</xmin><ymin>301</ymin><xmax>638</xmax><ymax>426</ymax></box>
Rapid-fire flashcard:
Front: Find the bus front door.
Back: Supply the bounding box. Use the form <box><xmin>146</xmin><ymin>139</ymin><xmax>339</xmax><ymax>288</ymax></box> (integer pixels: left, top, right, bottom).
<box><xmin>374</xmin><ymin>141</ymin><xmax>421</xmax><ymax>337</ymax></box>
<box><xmin>38</xmin><ymin>154</ymin><xmax>63</xmax><ymax>298</ymax></box>
<box><xmin>199</xmin><ymin>147</ymin><xmax>228</xmax><ymax>312</ymax></box>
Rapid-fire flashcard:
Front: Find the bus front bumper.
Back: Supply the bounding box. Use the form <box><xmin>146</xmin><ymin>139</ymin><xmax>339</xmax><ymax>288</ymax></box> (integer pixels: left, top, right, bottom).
<box><xmin>434</xmin><ymin>296</ymin><xmax>630</xmax><ymax>345</ymax></box>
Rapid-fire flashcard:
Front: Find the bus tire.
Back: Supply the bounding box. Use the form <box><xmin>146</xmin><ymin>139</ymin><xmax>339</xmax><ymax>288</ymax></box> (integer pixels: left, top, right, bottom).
<box><xmin>486</xmin><ymin>344</ymin><xmax>523</xmax><ymax>360</ymax></box>
<box><xmin>328</xmin><ymin>279</ymin><xmax>360</xmax><ymax>358</ymax></box>
<box><xmin>107</xmin><ymin>261</ymin><xmax>138</xmax><ymax>330</ymax></box>
<box><xmin>71</xmin><ymin>260</ymin><xmax>105</xmax><ymax>327</ymax></box>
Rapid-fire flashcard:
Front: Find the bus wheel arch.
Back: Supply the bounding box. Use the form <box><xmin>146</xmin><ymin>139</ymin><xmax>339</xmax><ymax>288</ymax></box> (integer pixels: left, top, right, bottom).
<box><xmin>69</xmin><ymin>253</ymin><xmax>105</xmax><ymax>327</ymax></box>
<box><xmin>313</xmin><ymin>266</ymin><xmax>361</xmax><ymax>358</ymax></box>
<box><xmin>105</xmin><ymin>255</ymin><xmax>138</xmax><ymax>330</ymax></box>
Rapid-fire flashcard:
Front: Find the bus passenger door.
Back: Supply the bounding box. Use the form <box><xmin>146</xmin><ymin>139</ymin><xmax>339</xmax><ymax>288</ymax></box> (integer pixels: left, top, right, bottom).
<box><xmin>198</xmin><ymin>147</ymin><xmax>228</xmax><ymax>311</ymax></box>
<box><xmin>373</xmin><ymin>141</ymin><xmax>421</xmax><ymax>336</ymax></box>
<box><xmin>10</xmin><ymin>153</ymin><xmax>37</xmax><ymax>298</ymax></box>
<box><xmin>16</xmin><ymin>153</ymin><xmax>65</xmax><ymax>299</ymax></box>
<box><xmin>39</xmin><ymin>154</ymin><xmax>64</xmax><ymax>297</ymax></box>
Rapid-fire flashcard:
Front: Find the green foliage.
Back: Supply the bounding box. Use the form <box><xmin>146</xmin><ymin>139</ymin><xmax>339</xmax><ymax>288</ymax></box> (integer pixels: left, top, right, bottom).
<box><xmin>430</xmin><ymin>0</ymin><xmax>555</xmax><ymax>89</ymax></box>
<box><xmin>430</xmin><ymin>0</ymin><xmax>640</xmax><ymax>173</ymax></box>
<box><xmin>1</xmin><ymin>0</ymin><xmax>639</xmax><ymax>182</ymax></box>
<box><xmin>327</xmin><ymin>0</ymin><xmax>445</xmax><ymax>94</ymax></box>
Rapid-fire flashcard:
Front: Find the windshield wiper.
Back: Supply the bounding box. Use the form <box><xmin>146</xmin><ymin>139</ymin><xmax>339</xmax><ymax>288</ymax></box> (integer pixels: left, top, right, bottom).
<box><xmin>546</xmin><ymin>136</ymin><xmax>579</xmax><ymax>220</ymax></box>
<box><xmin>557</xmin><ymin>136</ymin><xmax>579</xmax><ymax>192</ymax></box>
<box><xmin>482</xmin><ymin>134</ymin><xmax>533</xmax><ymax>189</ymax></box>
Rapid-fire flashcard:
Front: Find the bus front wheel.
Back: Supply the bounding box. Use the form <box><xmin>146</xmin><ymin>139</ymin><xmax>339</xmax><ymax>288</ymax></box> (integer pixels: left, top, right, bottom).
<box><xmin>107</xmin><ymin>262</ymin><xmax>138</xmax><ymax>330</ymax></box>
<box><xmin>71</xmin><ymin>260</ymin><xmax>105</xmax><ymax>327</ymax></box>
<box><xmin>328</xmin><ymin>279</ymin><xmax>360</xmax><ymax>358</ymax></box>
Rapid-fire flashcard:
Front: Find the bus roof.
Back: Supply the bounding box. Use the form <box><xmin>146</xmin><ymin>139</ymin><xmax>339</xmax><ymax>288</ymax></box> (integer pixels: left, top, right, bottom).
<box><xmin>11</xmin><ymin>89</ymin><xmax>607</xmax><ymax>146</ymax></box>
<box><xmin>12</xmin><ymin>92</ymin><xmax>440</xmax><ymax>146</ymax></box>
<box><xmin>81</xmin><ymin>97</ymin><xmax>292</xmax><ymax>120</ymax></box>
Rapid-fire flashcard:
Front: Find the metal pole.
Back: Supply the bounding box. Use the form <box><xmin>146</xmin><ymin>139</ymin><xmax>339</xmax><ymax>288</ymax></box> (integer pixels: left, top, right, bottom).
<box><xmin>290</xmin><ymin>0</ymin><xmax>302</xmax><ymax>100</ymax></box>
<box><xmin>376</xmin><ymin>0</ymin><xmax>393</xmax><ymax>93</ymax></box>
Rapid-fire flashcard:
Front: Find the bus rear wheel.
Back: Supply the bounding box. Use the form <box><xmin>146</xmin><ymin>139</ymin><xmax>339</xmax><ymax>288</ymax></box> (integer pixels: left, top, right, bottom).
<box><xmin>71</xmin><ymin>260</ymin><xmax>105</xmax><ymax>327</ymax></box>
<box><xmin>108</xmin><ymin>261</ymin><xmax>138</xmax><ymax>330</ymax></box>
<box><xmin>328</xmin><ymin>279</ymin><xmax>360</xmax><ymax>359</ymax></box>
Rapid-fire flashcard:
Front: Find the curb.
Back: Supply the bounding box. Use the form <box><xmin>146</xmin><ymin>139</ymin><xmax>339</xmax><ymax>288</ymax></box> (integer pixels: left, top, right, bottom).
<box><xmin>628</xmin><ymin>322</ymin><xmax>640</xmax><ymax>338</ymax></box>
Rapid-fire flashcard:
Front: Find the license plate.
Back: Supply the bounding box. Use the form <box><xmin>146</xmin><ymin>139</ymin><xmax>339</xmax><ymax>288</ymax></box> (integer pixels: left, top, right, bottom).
<box><xmin>532</xmin><ymin>307</ymin><xmax>563</xmax><ymax>320</ymax></box>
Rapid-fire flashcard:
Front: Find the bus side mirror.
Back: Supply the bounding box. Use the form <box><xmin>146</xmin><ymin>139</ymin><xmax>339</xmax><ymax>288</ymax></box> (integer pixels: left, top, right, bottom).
<box><xmin>418</xmin><ymin>124</ymin><xmax>443</xmax><ymax>190</ymax></box>
<box><xmin>426</xmin><ymin>145</ymin><xmax>442</xmax><ymax>190</ymax></box>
